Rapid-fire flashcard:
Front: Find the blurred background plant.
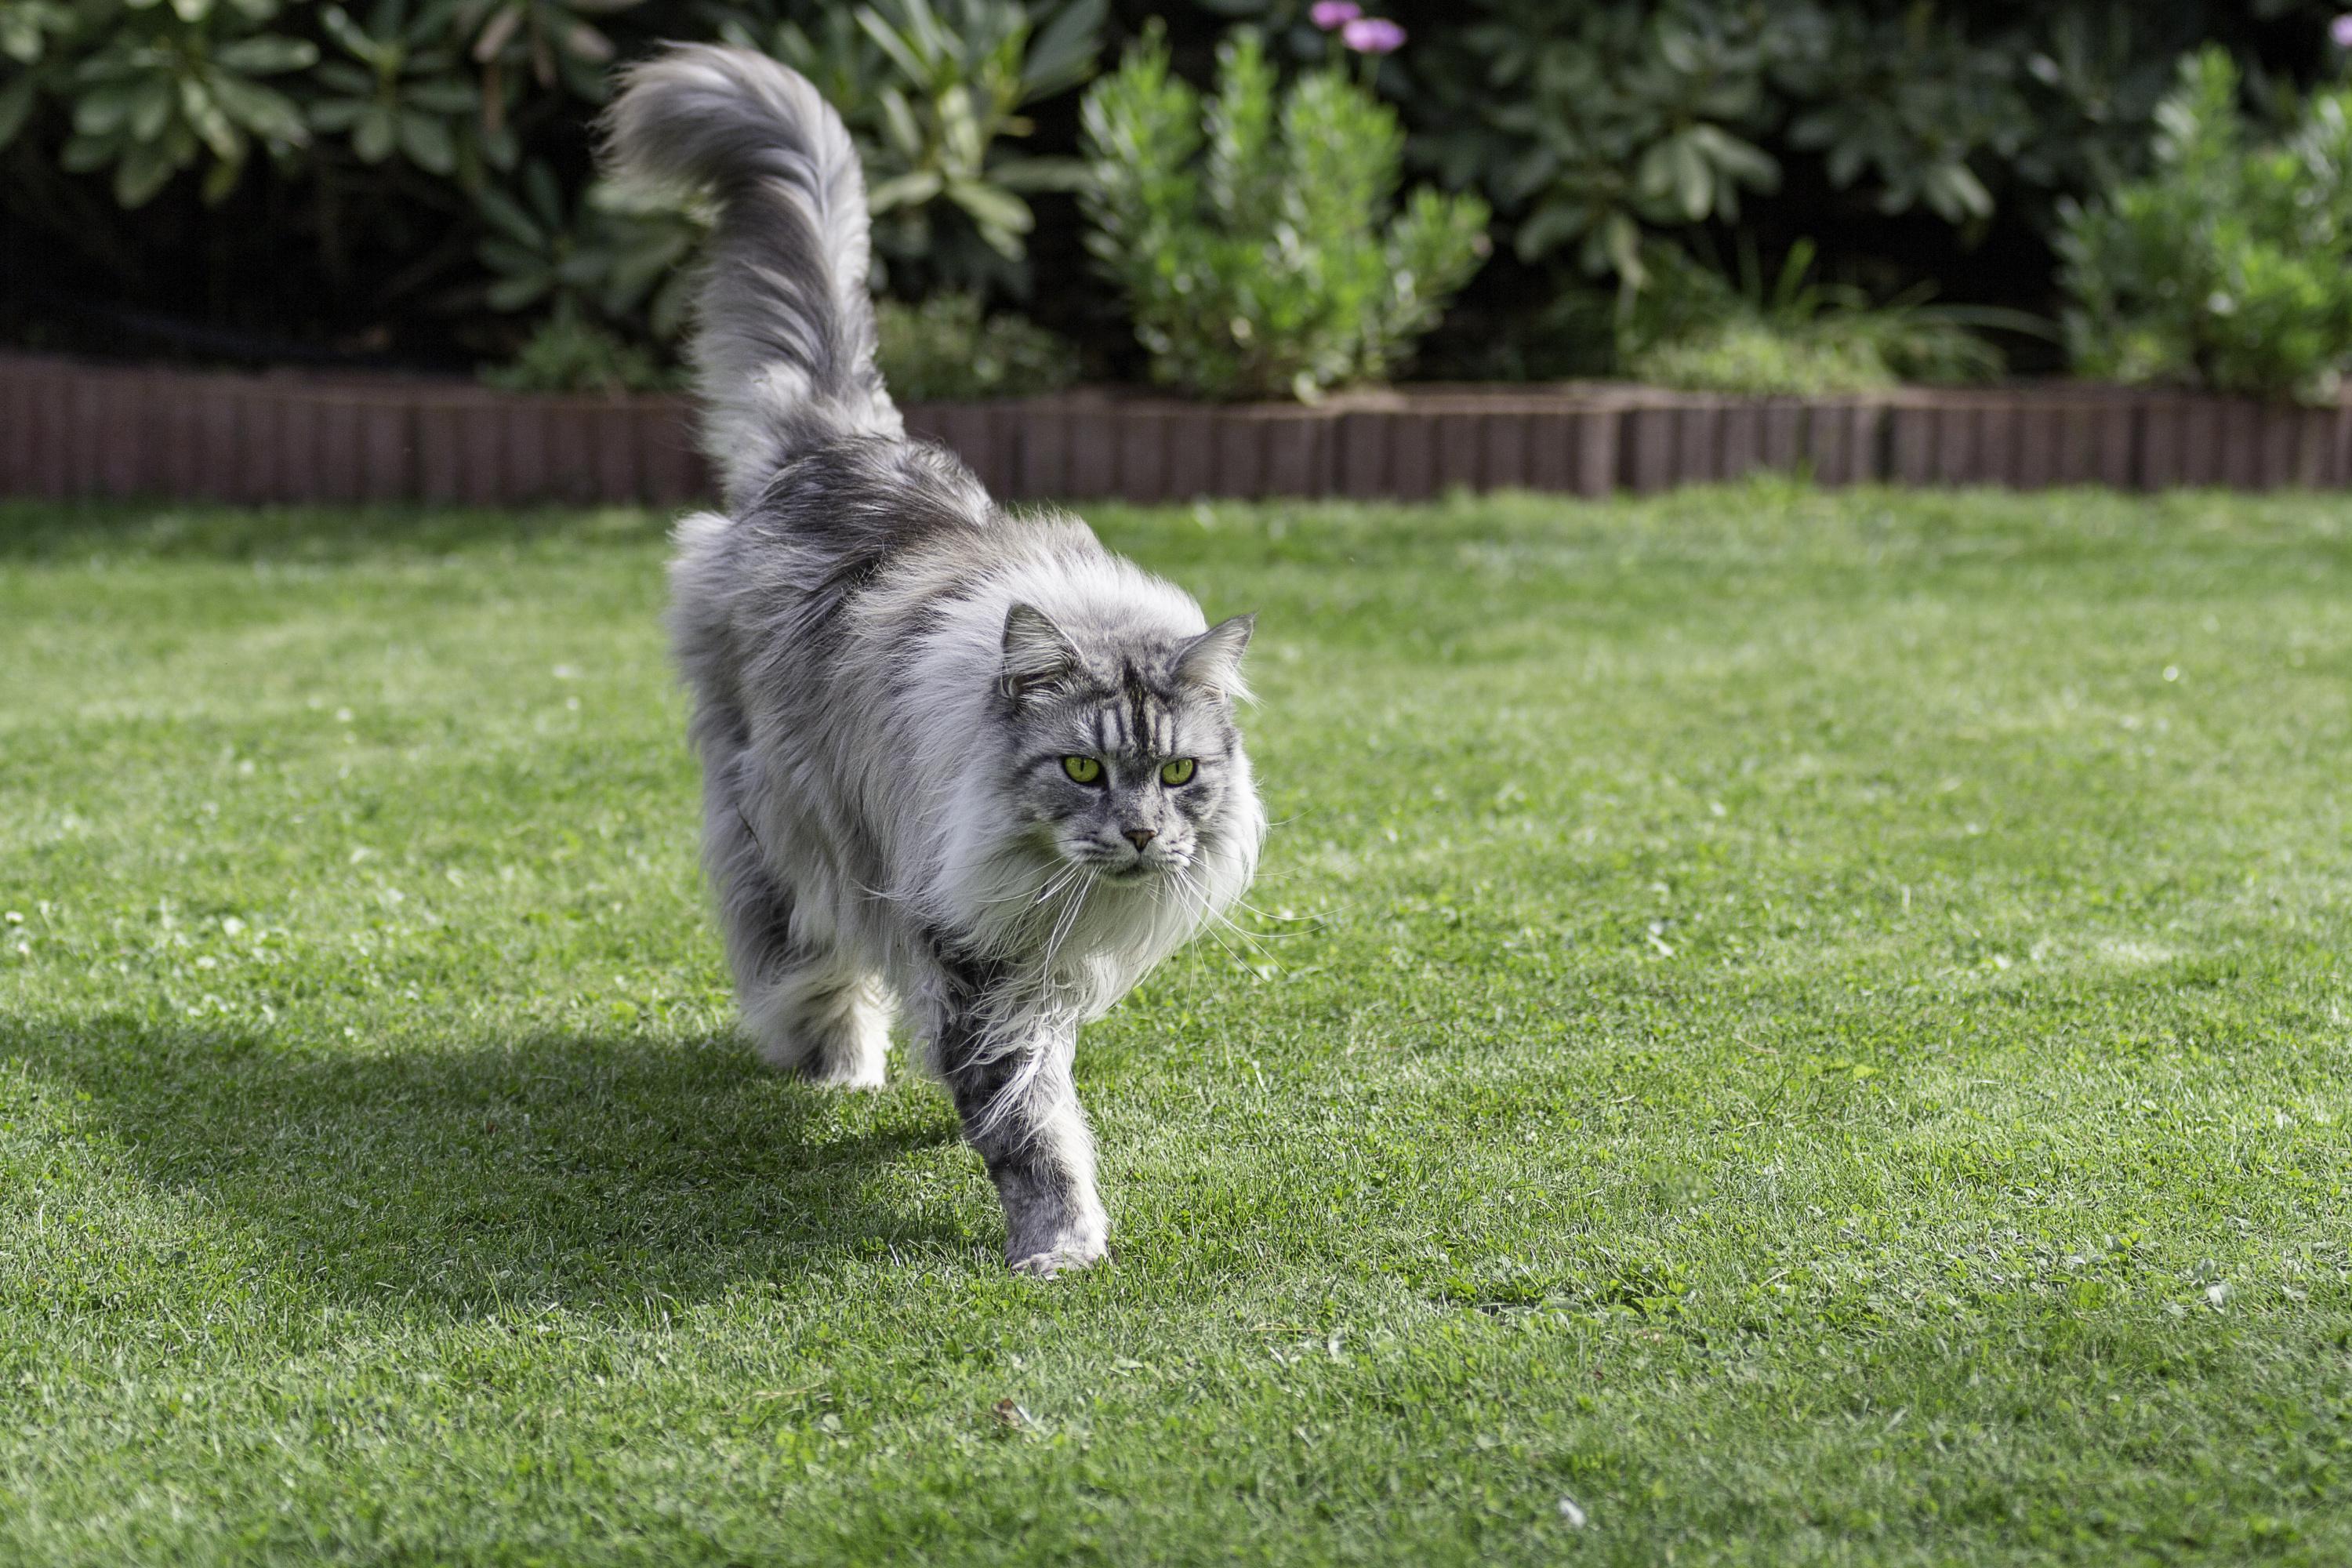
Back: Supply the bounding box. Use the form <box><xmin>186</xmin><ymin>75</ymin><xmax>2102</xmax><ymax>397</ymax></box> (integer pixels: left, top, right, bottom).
<box><xmin>872</xmin><ymin>290</ymin><xmax>1082</xmax><ymax>397</ymax></box>
<box><xmin>1619</xmin><ymin>237</ymin><xmax>2045</xmax><ymax>394</ymax></box>
<box><xmin>1387</xmin><ymin>0</ymin><xmax>2332</xmax><ymax>380</ymax></box>
<box><xmin>1080</xmin><ymin>24</ymin><xmax>1487</xmax><ymax>399</ymax></box>
<box><xmin>2059</xmin><ymin>43</ymin><xmax>2352</xmax><ymax>401</ymax></box>
<box><xmin>478</xmin><ymin>295</ymin><xmax>675</xmax><ymax>390</ymax></box>
<box><xmin>0</xmin><ymin>0</ymin><xmax>2345</xmax><ymax>395</ymax></box>
<box><xmin>38</xmin><ymin>0</ymin><xmax>318</xmax><ymax>209</ymax></box>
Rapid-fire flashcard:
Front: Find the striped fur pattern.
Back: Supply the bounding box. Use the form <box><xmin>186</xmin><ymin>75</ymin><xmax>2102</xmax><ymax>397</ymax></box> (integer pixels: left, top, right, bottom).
<box><xmin>604</xmin><ymin>47</ymin><xmax>1265</xmax><ymax>1276</ymax></box>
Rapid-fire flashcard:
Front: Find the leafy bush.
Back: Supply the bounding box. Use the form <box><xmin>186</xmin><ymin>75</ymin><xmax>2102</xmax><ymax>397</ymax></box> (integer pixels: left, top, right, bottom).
<box><xmin>22</xmin><ymin>0</ymin><xmax>319</xmax><ymax>208</ymax></box>
<box><xmin>1629</xmin><ymin>324</ymin><xmax>1892</xmax><ymax>397</ymax></box>
<box><xmin>2</xmin><ymin>1</ymin><xmax>2346</xmax><ymax>386</ymax></box>
<box><xmin>1400</xmin><ymin>0</ymin><xmax>2261</xmax><ymax>292</ymax></box>
<box><xmin>2059</xmin><ymin>45</ymin><xmax>2352</xmax><ymax>401</ymax></box>
<box><xmin>478</xmin><ymin>300</ymin><xmax>677</xmax><ymax>393</ymax></box>
<box><xmin>1620</xmin><ymin>240</ymin><xmax>2014</xmax><ymax>395</ymax></box>
<box><xmin>0</xmin><ymin>0</ymin><xmax>1096</xmax><ymax>372</ymax></box>
<box><xmin>873</xmin><ymin>292</ymin><xmax>1080</xmax><ymax>399</ymax></box>
<box><xmin>1078</xmin><ymin>25</ymin><xmax>1488</xmax><ymax>401</ymax></box>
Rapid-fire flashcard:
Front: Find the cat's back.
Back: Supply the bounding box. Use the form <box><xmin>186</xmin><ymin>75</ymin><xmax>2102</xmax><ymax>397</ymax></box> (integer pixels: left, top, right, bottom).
<box><xmin>674</xmin><ymin>430</ymin><xmax>1200</xmax><ymax>717</ymax></box>
<box><xmin>668</xmin><ymin>435</ymin><xmax>993</xmax><ymax>684</ymax></box>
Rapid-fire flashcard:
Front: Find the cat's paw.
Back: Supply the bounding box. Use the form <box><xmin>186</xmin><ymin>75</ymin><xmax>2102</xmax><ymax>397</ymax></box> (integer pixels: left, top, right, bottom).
<box><xmin>1009</xmin><ymin>1234</ymin><xmax>1109</xmax><ymax>1278</ymax></box>
<box><xmin>795</xmin><ymin>1056</ymin><xmax>887</xmax><ymax>1090</ymax></box>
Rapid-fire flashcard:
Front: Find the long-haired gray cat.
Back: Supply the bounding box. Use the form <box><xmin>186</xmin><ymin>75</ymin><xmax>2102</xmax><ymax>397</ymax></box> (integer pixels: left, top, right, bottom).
<box><xmin>604</xmin><ymin>45</ymin><xmax>1264</xmax><ymax>1276</ymax></box>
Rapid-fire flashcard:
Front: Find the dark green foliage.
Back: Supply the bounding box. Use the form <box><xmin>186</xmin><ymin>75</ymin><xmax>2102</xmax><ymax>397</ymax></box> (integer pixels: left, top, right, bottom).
<box><xmin>0</xmin><ymin>0</ymin><xmax>1099</xmax><ymax>372</ymax></box>
<box><xmin>1621</xmin><ymin>238</ymin><xmax>2027</xmax><ymax>394</ymax></box>
<box><xmin>1079</xmin><ymin>26</ymin><xmax>1488</xmax><ymax>401</ymax></box>
<box><xmin>1403</xmin><ymin>0</ymin><xmax>2309</xmax><ymax>292</ymax></box>
<box><xmin>477</xmin><ymin>298</ymin><xmax>677</xmax><ymax>391</ymax></box>
<box><xmin>34</xmin><ymin>0</ymin><xmax>319</xmax><ymax>208</ymax></box>
<box><xmin>2060</xmin><ymin>46</ymin><xmax>2352</xmax><ymax>401</ymax></box>
<box><xmin>873</xmin><ymin>292</ymin><xmax>1080</xmax><ymax>401</ymax></box>
<box><xmin>307</xmin><ymin>2</ymin><xmax>481</xmax><ymax>180</ymax></box>
<box><xmin>0</xmin><ymin>0</ymin><xmax>2343</xmax><ymax>386</ymax></box>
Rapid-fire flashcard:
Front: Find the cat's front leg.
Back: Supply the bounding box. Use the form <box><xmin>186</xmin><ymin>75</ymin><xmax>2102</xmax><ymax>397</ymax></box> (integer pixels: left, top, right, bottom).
<box><xmin>937</xmin><ymin>1003</ymin><xmax>1107</xmax><ymax>1277</ymax></box>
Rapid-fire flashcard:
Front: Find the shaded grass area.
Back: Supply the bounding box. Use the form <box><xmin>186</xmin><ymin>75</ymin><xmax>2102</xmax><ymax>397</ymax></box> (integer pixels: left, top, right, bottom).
<box><xmin>2</xmin><ymin>485</ymin><xmax>2349</xmax><ymax>1565</ymax></box>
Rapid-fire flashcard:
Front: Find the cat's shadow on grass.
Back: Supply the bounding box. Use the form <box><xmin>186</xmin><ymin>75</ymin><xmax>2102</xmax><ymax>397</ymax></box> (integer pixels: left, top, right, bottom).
<box><xmin>7</xmin><ymin>1013</ymin><xmax>982</xmax><ymax>1315</ymax></box>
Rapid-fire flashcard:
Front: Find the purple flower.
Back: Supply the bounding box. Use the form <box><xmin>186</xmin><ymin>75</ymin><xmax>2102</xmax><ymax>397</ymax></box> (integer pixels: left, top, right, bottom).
<box><xmin>1341</xmin><ymin>15</ymin><xmax>1405</xmax><ymax>53</ymax></box>
<box><xmin>2333</xmin><ymin>13</ymin><xmax>2352</xmax><ymax>49</ymax></box>
<box><xmin>1309</xmin><ymin>1</ymin><xmax>1362</xmax><ymax>28</ymax></box>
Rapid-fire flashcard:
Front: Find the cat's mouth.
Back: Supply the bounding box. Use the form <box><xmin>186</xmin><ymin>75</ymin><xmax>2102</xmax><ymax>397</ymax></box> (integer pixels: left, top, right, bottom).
<box><xmin>1065</xmin><ymin>849</ymin><xmax>1178</xmax><ymax>881</ymax></box>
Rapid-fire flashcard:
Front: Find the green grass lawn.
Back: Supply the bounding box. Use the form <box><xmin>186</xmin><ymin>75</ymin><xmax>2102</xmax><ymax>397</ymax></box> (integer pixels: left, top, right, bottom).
<box><xmin>3</xmin><ymin>484</ymin><xmax>2349</xmax><ymax>1565</ymax></box>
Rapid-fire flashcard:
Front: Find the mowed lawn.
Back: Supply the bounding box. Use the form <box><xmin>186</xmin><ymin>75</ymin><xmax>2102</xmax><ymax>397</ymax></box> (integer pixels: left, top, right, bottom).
<box><xmin>2</xmin><ymin>485</ymin><xmax>2349</xmax><ymax>1566</ymax></box>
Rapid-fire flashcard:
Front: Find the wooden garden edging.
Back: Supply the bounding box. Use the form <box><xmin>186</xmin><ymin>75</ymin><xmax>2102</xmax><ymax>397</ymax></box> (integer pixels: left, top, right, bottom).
<box><xmin>6</xmin><ymin>350</ymin><xmax>2352</xmax><ymax>506</ymax></box>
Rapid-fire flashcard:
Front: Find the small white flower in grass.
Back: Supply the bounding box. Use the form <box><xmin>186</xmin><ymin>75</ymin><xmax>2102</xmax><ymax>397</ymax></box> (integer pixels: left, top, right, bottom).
<box><xmin>222</xmin><ymin>916</ymin><xmax>246</xmax><ymax>936</ymax></box>
<box><xmin>2163</xmin><ymin>666</ymin><xmax>2180</xmax><ymax>683</ymax></box>
<box><xmin>1558</xmin><ymin>1496</ymin><xmax>1588</xmax><ymax>1529</ymax></box>
<box><xmin>553</xmin><ymin>664</ymin><xmax>581</xmax><ymax>680</ymax></box>
<box><xmin>3</xmin><ymin>911</ymin><xmax>20</xmax><ymax>924</ymax></box>
<box><xmin>336</xmin><ymin>708</ymin><xmax>354</xmax><ymax>723</ymax></box>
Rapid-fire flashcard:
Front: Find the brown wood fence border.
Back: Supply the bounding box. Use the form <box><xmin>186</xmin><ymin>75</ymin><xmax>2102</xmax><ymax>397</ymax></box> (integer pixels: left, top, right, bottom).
<box><xmin>5</xmin><ymin>352</ymin><xmax>2350</xmax><ymax>507</ymax></box>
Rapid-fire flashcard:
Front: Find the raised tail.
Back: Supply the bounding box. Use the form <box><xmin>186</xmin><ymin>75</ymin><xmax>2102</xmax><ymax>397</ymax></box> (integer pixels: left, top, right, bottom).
<box><xmin>604</xmin><ymin>45</ymin><xmax>901</xmax><ymax>509</ymax></box>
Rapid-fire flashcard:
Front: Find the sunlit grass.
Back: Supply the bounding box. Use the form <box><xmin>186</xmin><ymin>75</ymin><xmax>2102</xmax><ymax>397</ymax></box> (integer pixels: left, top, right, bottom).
<box><xmin>2</xmin><ymin>483</ymin><xmax>2348</xmax><ymax>1565</ymax></box>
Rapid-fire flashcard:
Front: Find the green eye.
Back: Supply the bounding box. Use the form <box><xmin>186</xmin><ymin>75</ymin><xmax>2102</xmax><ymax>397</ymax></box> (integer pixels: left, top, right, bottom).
<box><xmin>1062</xmin><ymin>756</ymin><xmax>1102</xmax><ymax>784</ymax></box>
<box><xmin>1160</xmin><ymin>757</ymin><xmax>1196</xmax><ymax>786</ymax></box>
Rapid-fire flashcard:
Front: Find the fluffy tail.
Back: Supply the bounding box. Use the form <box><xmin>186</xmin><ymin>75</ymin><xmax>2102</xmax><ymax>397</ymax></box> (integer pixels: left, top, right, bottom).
<box><xmin>604</xmin><ymin>45</ymin><xmax>900</xmax><ymax>508</ymax></box>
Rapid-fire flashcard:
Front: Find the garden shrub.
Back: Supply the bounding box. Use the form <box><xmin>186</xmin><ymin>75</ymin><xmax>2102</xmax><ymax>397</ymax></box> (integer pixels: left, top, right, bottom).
<box><xmin>478</xmin><ymin>301</ymin><xmax>678</xmax><ymax>394</ymax></box>
<box><xmin>1321</xmin><ymin>0</ymin><xmax>2200</xmax><ymax>292</ymax></box>
<box><xmin>1618</xmin><ymin>239</ymin><xmax>2011</xmax><ymax>395</ymax></box>
<box><xmin>1628</xmin><ymin>324</ymin><xmax>1897</xmax><ymax>397</ymax></box>
<box><xmin>2059</xmin><ymin>45</ymin><xmax>2352</xmax><ymax>402</ymax></box>
<box><xmin>873</xmin><ymin>292</ymin><xmax>1080</xmax><ymax>400</ymax></box>
<box><xmin>2</xmin><ymin>2</ymin><xmax>2344</xmax><ymax>387</ymax></box>
<box><xmin>0</xmin><ymin>0</ymin><xmax>1099</xmax><ymax>373</ymax></box>
<box><xmin>1078</xmin><ymin>25</ymin><xmax>1488</xmax><ymax>401</ymax></box>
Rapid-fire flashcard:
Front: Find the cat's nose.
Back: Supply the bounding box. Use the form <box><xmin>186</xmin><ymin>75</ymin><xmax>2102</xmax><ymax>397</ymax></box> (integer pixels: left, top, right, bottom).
<box><xmin>1123</xmin><ymin>827</ymin><xmax>1156</xmax><ymax>850</ymax></box>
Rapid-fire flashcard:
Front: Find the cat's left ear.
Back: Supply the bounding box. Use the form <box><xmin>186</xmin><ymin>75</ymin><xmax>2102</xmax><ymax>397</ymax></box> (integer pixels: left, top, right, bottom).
<box><xmin>1177</xmin><ymin>613</ymin><xmax>1254</xmax><ymax>699</ymax></box>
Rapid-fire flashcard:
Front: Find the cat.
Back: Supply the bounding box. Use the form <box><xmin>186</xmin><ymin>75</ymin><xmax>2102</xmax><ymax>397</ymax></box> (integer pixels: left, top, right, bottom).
<box><xmin>604</xmin><ymin>45</ymin><xmax>1265</xmax><ymax>1276</ymax></box>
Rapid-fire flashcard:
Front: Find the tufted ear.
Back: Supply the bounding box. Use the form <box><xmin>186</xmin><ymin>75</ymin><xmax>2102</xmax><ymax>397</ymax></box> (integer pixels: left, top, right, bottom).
<box><xmin>1176</xmin><ymin>613</ymin><xmax>1254</xmax><ymax>699</ymax></box>
<box><xmin>1000</xmin><ymin>603</ymin><xmax>1079</xmax><ymax>702</ymax></box>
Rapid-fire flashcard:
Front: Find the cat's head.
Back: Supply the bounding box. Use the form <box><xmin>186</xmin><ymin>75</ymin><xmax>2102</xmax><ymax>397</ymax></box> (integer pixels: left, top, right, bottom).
<box><xmin>995</xmin><ymin>602</ymin><xmax>1256</xmax><ymax>884</ymax></box>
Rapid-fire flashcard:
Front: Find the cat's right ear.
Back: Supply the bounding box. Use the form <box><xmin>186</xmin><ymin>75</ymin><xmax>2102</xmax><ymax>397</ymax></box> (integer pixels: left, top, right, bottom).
<box><xmin>1000</xmin><ymin>603</ymin><xmax>1077</xmax><ymax>702</ymax></box>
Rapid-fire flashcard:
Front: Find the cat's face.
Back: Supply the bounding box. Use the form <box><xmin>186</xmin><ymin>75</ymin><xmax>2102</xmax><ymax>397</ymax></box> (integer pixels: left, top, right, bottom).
<box><xmin>998</xmin><ymin>604</ymin><xmax>1254</xmax><ymax>884</ymax></box>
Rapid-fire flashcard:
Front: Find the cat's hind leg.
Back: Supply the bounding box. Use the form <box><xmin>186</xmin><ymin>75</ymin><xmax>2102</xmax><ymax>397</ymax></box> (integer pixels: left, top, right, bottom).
<box><xmin>706</xmin><ymin>782</ymin><xmax>891</xmax><ymax>1087</ymax></box>
<box><xmin>741</xmin><ymin>946</ymin><xmax>892</xmax><ymax>1087</ymax></box>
